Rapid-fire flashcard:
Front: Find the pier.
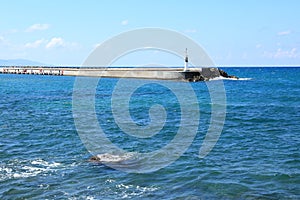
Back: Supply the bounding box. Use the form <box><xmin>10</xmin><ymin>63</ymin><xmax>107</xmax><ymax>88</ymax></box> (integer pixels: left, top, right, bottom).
<box><xmin>0</xmin><ymin>49</ymin><xmax>238</xmax><ymax>81</ymax></box>
<box><xmin>0</xmin><ymin>66</ymin><xmax>224</xmax><ymax>82</ymax></box>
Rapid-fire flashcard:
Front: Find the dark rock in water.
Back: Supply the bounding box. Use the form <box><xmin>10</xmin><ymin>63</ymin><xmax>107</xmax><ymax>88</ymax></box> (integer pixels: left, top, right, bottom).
<box><xmin>218</xmin><ymin>69</ymin><xmax>229</xmax><ymax>77</ymax></box>
<box><xmin>218</xmin><ymin>69</ymin><xmax>238</xmax><ymax>79</ymax></box>
<box><xmin>89</xmin><ymin>155</ymin><xmax>101</xmax><ymax>162</ymax></box>
<box><xmin>181</xmin><ymin>68</ymin><xmax>238</xmax><ymax>82</ymax></box>
<box><xmin>88</xmin><ymin>153</ymin><xmax>137</xmax><ymax>163</ymax></box>
<box><xmin>229</xmin><ymin>75</ymin><xmax>238</xmax><ymax>79</ymax></box>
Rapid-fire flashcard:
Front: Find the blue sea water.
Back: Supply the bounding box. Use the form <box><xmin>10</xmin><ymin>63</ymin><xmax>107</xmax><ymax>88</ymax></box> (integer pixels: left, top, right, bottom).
<box><xmin>0</xmin><ymin>67</ymin><xmax>299</xmax><ymax>199</ymax></box>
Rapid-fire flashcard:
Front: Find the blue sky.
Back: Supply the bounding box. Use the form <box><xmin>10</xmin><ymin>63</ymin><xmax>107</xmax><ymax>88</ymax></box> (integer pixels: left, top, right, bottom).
<box><xmin>0</xmin><ymin>0</ymin><xmax>299</xmax><ymax>66</ymax></box>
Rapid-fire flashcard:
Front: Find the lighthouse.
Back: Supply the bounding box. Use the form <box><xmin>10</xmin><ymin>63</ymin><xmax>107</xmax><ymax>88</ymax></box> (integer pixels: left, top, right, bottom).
<box><xmin>184</xmin><ymin>48</ymin><xmax>188</xmax><ymax>71</ymax></box>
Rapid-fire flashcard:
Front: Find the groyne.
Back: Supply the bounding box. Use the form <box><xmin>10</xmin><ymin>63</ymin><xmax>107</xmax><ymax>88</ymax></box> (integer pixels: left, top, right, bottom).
<box><xmin>0</xmin><ymin>66</ymin><xmax>236</xmax><ymax>82</ymax></box>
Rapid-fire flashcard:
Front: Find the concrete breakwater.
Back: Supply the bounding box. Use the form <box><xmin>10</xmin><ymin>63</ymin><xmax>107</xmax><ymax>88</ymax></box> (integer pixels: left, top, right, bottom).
<box><xmin>0</xmin><ymin>67</ymin><xmax>65</xmax><ymax>76</ymax></box>
<box><xmin>0</xmin><ymin>66</ymin><xmax>236</xmax><ymax>82</ymax></box>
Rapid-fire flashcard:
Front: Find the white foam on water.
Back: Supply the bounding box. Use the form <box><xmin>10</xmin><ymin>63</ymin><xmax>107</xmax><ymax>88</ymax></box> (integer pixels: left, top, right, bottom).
<box><xmin>94</xmin><ymin>152</ymin><xmax>137</xmax><ymax>163</ymax></box>
<box><xmin>115</xmin><ymin>183</ymin><xmax>159</xmax><ymax>199</ymax></box>
<box><xmin>0</xmin><ymin>159</ymin><xmax>62</xmax><ymax>180</ymax></box>
<box><xmin>38</xmin><ymin>184</ymin><xmax>50</xmax><ymax>189</ymax></box>
<box><xmin>209</xmin><ymin>76</ymin><xmax>252</xmax><ymax>81</ymax></box>
<box><xmin>66</xmin><ymin>196</ymin><xmax>96</xmax><ymax>200</ymax></box>
<box><xmin>105</xmin><ymin>179</ymin><xmax>116</xmax><ymax>183</ymax></box>
<box><xmin>0</xmin><ymin>167</ymin><xmax>12</xmax><ymax>173</ymax></box>
<box><xmin>85</xmin><ymin>196</ymin><xmax>96</xmax><ymax>200</ymax></box>
<box><xmin>31</xmin><ymin>159</ymin><xmax>61</xmax><ymax>168</ymax></box>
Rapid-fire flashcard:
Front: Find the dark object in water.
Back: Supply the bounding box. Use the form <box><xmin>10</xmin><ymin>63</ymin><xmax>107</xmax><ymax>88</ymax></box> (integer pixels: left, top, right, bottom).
<box><xmin>89</xmin><ymin>155</ymin><xmax>101</xmax><ymax>162</ymax></box>
<box><xmin>218</xmin><ymin>69</ymin><xmax>239</xmax><ymax>79</ymax></box>
<box><xmin>88</xmin><ymin>153</ymin><xmax>136</xmax><ymax>163</ymax></box>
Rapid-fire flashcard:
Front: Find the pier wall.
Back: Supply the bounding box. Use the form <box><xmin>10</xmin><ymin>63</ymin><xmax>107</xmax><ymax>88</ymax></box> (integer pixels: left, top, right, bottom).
<box><xmin>0</xmin><ymin>67</ymin><xmax>222</xmax><ymax>82</ymax></box>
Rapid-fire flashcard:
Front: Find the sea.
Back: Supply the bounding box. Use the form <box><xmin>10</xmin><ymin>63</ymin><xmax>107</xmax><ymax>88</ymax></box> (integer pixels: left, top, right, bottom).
<box><xmin>0</xmin><ymin>67</ymin><xmax>299</xmax><ymax>199</ymax></box>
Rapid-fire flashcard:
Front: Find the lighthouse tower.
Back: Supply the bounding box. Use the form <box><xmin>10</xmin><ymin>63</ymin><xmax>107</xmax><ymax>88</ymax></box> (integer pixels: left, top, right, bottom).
<box><xmin>184</xmin><ymin>48</ymin><xmax>188</xmax><ymax>71</ymax></box>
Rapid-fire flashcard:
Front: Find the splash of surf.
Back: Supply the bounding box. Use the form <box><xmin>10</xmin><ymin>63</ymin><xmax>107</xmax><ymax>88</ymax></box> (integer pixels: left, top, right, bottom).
<box><xmin>209</xmin><ymin>76</ymin><xmax>252</xmax><ymax>81</ymax></box>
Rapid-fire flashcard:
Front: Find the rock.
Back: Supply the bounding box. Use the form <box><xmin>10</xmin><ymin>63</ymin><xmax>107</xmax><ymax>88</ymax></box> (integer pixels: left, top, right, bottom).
<box><xmin>218</xmin><ymin>69</ymin><xmax>238</xmax><ymax>79</ymax></box>
<box><xmin>89</xmin><ymin>155</ymin><xmax>101</xmax><ymax>162</ymax></box>
<box><xmin>228</xmin><ymin>75</ymin><xmax>238</xmax><ymax>79</ymax></box>
<box><xmin>88</xmin><ymin>153</ymin><xmax>137</xmax><ymax>163</ymax></box>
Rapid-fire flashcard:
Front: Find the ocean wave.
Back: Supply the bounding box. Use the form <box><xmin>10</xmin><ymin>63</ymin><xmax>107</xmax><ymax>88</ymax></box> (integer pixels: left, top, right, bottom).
<box><xmin>0</xmin><ymin>159</ymin><xmax>61</xmax><ymax>181</ymax></box>
<box><xmin>209</xmin><ymin>77</ymin><xmax>252</xmax><ymax>81</ymax></box>
<box><xmin>115</xmin><ymin>183</ymin><xmax>159</xmax><ymax>199</ymax></box>
<box><xmin>89</xmin><ymin>152</ymin><xmax>137</xmax><ymax>163</ymax></box>
<box><xmin>31</xmin><ymin>159</ymin><xmax>61</xmax><ymax>168</ymax></box>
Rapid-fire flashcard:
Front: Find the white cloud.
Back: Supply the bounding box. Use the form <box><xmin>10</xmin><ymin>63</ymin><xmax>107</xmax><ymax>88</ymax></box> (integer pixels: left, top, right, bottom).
<box><xmin>45</xmin><ymin>37</ymin><xmax>80</xmax><ymax>50</ymax></box>
<box><xmin>24</xmin><ymin>39</ymin><xmax>46</xmax><ymax>48</ymax></box>
<box><xmin>274</xmin><ymin>48</ymin><xmax>297</xmax><ymax>58</ymax></box>
<box><xmin>26</xmin><ymin>24</ymin><xmax>50</xmax><ymax>32</ymax></box>
<box><xmin>121</xmin><ymin>20</ymin><xmax>129</xmax><ymax>26</ymax></box>
<box><xmin>46</xmin><ymin>37</ymin><xmax>65</xmax><ymax>49</ymax></box>
<box><xmin>277</xmin><ymin>30</ymin><xmax>291</xmax><ymax>36</ymax></box>
<box><xmin>263</xmin><ymin>48</ymin><xmax>299</xmax><ymax>59</ymax></box>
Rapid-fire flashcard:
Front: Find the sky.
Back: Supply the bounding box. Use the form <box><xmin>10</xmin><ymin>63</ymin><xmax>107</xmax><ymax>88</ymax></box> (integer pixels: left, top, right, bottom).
<box><xmin>0</xmin><ymin>0</ymin><xmax>299</xmax><ymax>66</ymax></box>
